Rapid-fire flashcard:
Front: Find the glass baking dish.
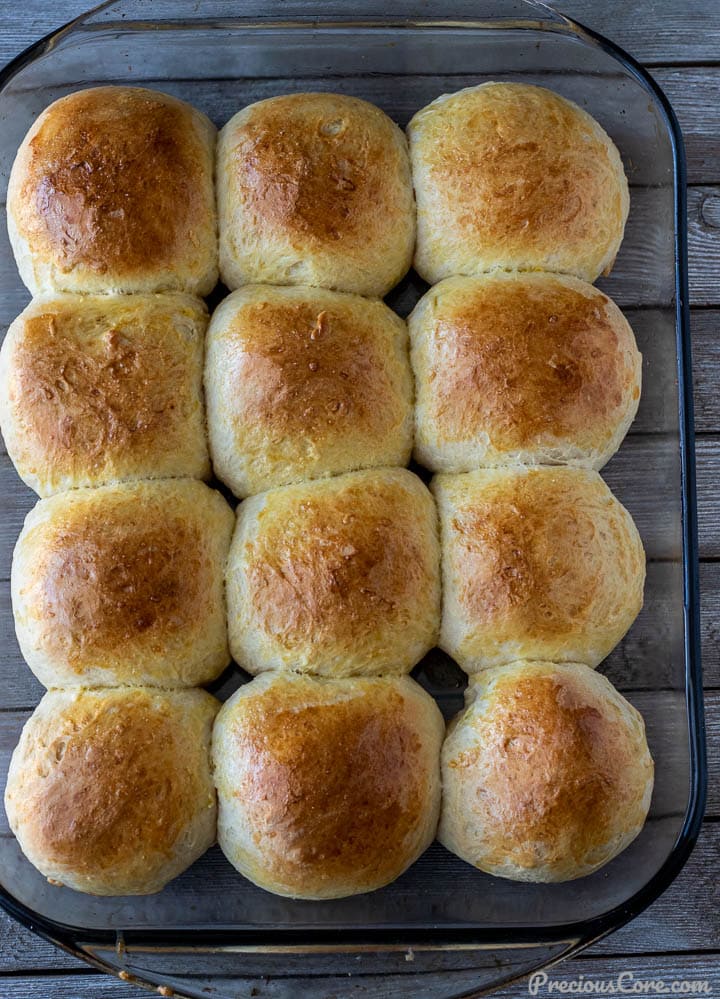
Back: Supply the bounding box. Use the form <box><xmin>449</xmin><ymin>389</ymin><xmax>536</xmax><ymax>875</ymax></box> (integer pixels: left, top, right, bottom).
<box><xmin>0</xmin><ymin>1</ymin><xmax>706</xmax><ymax>996</ymax></box>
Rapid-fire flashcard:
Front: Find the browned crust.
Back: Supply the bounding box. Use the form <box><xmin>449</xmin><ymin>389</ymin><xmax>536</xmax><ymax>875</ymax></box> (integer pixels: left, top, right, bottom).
<box><xmin>223</xmin><ymin>296</ymin><xmax>404</xmax><ymax>440</ymax></box>
<box><xmin>12</xmin><ymin>87</ymin><xmax>213</xmax><ymax>278</ymax></box>
<box><xmin>451</xmin><ymin>670</ymin><xmax>645</xmax><ymax>870</ymax></box>
<box><xmin>449</xmin><ymin>472</ymin><xmax>639</xmax><ymax>639</ymax></box>
<box><xmin>247</xmin><ymin>477</ymin><xmax>432</xmax><ymax>649</ymax></box>
<box><xmin>422</xmin><ymin>278</ymin><xmax>638</xmax><ymax>450</ymax></box>
<box><xmin>27</xmin><ymin>490</ymin><xmax>215</xmax><ymax>670</ymax></box>
<box><xmin>228</xmin><ymin>682</ymin><xmax>429</xmax><ymax>889</ymax></box>
<box><xmin>226</xmin><ymin>93</ymin><xmax>408</xmax><ymax>248</ymax></box>
<box><xmin>410</xmin><ymin>83</ymin><xmax>628</xmax><ymax>279</ymax></box>
<box><xmin>21</xmin><ymin>691</ymin><xmax>210</xmax><ymax>876</ymax></box>
<box><xmin>6</xmin><ymin>296</ymin><xmax>206</xmax><ymax>479</ymax></box>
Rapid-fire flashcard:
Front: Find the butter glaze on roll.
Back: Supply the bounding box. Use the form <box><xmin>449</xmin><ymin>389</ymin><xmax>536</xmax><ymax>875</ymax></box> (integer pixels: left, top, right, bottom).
<box><xmin>7</xmin><ymin>86</ymin><xmax>218</xmax><ymax>295</ymax></box>
<box><xmin>408</xmin><ymin>82</ymin><xmax>629</xmax><ymax>284</ymax></box>
<box><xmin>433</xmin><ymin>467</ymin><xmax>645</xmax><ymax>671</ymax></box>
<box><xmin>409</xmin><ymin>273</ymin><xmax>641</xmax><ymax>473</ymax></box>
<box><xmin>213</xmin><ymin>672</ymin><xmax>444</xmax><ymax>899</ymax></box>
<box><xmin>439</xmin><ymin>661</ymin><xmax>654</xmax><ymax>882</ymax></box>
<box><xmin>217</xmin><ymin>93</ymin><xmax>415</xmax><ymax>297</ymax></box>
<box><xmin>0</xmin><ymin>293</ymin><xmax>210</xmax><ymax>496</ymax></box>
<box><xmin>205</xmin><ymin>285</ymin><xmax>413</xmax><ymax>497</ymax></box>
<box><xmin>5</xmin><ymin>687</ymin><xmax>219</xmax><ymax>895</ymax></box>
<box><xmin>12</xmin><ymin>479</ymin><xmax>234</xmax><ymax>688</ymax></box>
<box><xmin>226</xmin><ymin>468</ymin><xmax>440</xmax><ymax>677</ymax></box>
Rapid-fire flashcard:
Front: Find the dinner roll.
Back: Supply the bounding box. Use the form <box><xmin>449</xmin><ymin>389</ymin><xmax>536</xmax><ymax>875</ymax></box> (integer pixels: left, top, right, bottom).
<box><xmin>213</xmin><ymin>672</ymin><xmax>444</xmax><ymax>899</ymax></box>
<box><xmin>205</xmin><ymin>285</ymin><xmax>413</xmax><ymax>497</ymax></box>
<box><xmin>12</xmin><ymin>479</ymin><xmax>234</xmax><ymax>688</ymax></box>
<box><xmin>409</xmin><ymin>273</ymin><xmax>641</xmax><ymax>473</ymax></box>
<box><xmin>217</xmin><ymin>93</ymin><xmax>415</xmax><ymax>296</ymax></box>
<box><xmin>7</xmin><ymin>86</ymin><xmax>217</xmax><ymax>295</ymax></box>
<box><xmin>439</xmin><ymin>661</ymin><xmax>654</xmax><ymax>882</ymax></box>
<box><xmin>433</xmin><ymin>467</ymin><xmax>645</xmax><ymax>671</ymax></box>
<box><xmin>0</xmin><ymin>293</ymin><xmax>210</xmax><ymax>496</ymax></box>
<box><xmin>227</xmin><ymin>468</ymin><xmax>440</xmax><ymax>677</ymax></box>
<box><xmin>408</xmin><ymin>82</ymin><xmax>629</xmax><ymax>284</ymax></box>
<box><xmin>5</xmin><ymin>687</ymin><xmax>219</xmax><ymax>895</ymax></box>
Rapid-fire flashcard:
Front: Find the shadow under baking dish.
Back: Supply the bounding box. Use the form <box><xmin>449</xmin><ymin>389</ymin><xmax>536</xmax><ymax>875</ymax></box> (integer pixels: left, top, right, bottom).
<box><xmin>0</xmin><ymin>1</ymin><xmax>705</xmax><ymax>997</ymax></box>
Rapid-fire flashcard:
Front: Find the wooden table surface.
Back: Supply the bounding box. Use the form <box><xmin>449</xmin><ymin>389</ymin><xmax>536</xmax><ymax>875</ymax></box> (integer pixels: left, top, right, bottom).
<box><xmin>0</xmin><ymin>2</ymin><xmax>718</xmax><ymax>996</ymax></box>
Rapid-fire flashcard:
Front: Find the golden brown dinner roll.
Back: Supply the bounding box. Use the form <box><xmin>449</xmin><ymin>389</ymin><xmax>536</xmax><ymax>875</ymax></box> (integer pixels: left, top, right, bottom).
<box><xmin>12</xmin><ymin>479</ymin><xmax>234</xmax><ymax>688</ymax></box>
<box><xmin>409</xmin><ymin>273</ymin><xmax>641</xmax><ymax>473</ymax></box>
<box><xmin>433</xmin><ymin>467</ymin><xmax>645</xmax><ymax>671</ymax></box>
<box><xmin>213</xmin><ymin>672</ymin><xmax>444</xmax><ymax>899</ymax></box>
<box><xmin>227</xmin><ymin>468</ymin><xmax>440</xmax><ymax>677</ymax></box>
<box><xmin>217</xmin><ymin>93</ymin><xmax>415</xmax><ymax>296</ymax></box>
<box><xmin>7</xmin><ymin>86</ymin><xmax>217</xmax><ymax>295</ymax></box>
<box><xmin>439</xmin><ymin>661</ymin><xmax>654</xmax><ymax>882</ymax></box>
<box><xmin>408</xmin><ymin>82</ymin><xmax>629</xmax><ymax>284</ymax></box>
<box><xmin>0</xmin><ymin>293</ymin><xmax>210</xmax><ymax>496</ymax></box>
<box><xmin>205</xmin><ymin>285</ymin><xmax>413</xmax><ymax>497</ymax></box>
<box><xmin>5</xmin><ymin>687</ymin><xmax>219</xmax><ymax>895</ymax></box>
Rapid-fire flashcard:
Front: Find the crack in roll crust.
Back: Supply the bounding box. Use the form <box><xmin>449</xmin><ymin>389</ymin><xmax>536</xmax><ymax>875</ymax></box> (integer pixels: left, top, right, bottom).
<box><xmin>4</xmin><ymin>687</ymin><xmax>219</xmax><ymax>896</ymax></box>
<box><xmin>0</xmin><ymin>293</ymin><xmax>210</xmax><ymax>496</ymax></box>
<box><xmin>439</xmin><ymin>661</ymin><xmax>654</xmax><ymax>882</ymax></box>
<box><xmin>11</xmin><ymin>479</ymin><xmax>234</xmax><ymax>688</ymax></box>
<box><xmin>433</xmin><ymin>467</ymin><xmax>645</xmax><ymax>671</ymax></box>
<box><xmin>7</xmin><ymin>86</ymin><xmax>218</xmax><ymax>295</ymax></box>
<box><xmin>408</xmin><ymin>82</ymin><xmax>629</xmax><ymax>284</ymax></box>
<box><xmin>205</xmin><ymin>285</ymin><xmax>413</xmax><ymax>497</ymax></box>
<box><xmin>226</xmin><ymin>468</ymin><xmax>441</xmax><ymax>677</ymax></box>
<box><xmin>217</xmin><ymin>93</ymin><xmax>415</xmax><ymax>296</ymax></box>
<box><xmin>409</xmin><ymin>273</ymin><xmax>641</xmax><ymax>473</ymax></box>
<box><xmin>213</xmin><ymin>673</ymin><xmax>444</xmax><ymax>899</ymax></box>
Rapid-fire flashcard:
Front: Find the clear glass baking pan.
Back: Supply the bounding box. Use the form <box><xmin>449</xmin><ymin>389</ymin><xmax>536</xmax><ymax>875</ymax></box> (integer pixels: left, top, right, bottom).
<box><xmin>0</xmin><ymin>1</ymin><xmax>706</xmax><ymax>996</ymax></box>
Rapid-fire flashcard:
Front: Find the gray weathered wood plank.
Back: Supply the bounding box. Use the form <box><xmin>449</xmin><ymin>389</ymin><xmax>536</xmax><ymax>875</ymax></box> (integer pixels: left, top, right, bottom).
<box><xmin>550</xmin><ymin>1</ymin><xmax>720</xmax><ymax>65</ymax></box>
<box><xmin>652</xmin><ymin>69</ymin><xmax>720</xmax><ymax>185</ymax></box>
<box><xmin>2</xmin><ymin>1</ymin><xmax>720</xmax><ymax>69</ymax></box>
<box><xmin>1</xmin><ymin>950</ymin><xmax>719</xmax><ymax>999</ymax></box>
<box><xmin>688</xmin><ymin>187</ymin><xmax>720</xmax><ymax>306</ymax></box>
<box><xmin>691</xmin><ymin>311</ymin><xmax>720</xmax><ymax>433</ymax></box>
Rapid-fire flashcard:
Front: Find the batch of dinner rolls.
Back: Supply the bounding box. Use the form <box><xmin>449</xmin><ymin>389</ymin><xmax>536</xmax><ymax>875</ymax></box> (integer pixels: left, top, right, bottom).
<box><xmin>1</xmin><ymin>82</ymin><xmax>653</xmax><ymax>899</ymax></box>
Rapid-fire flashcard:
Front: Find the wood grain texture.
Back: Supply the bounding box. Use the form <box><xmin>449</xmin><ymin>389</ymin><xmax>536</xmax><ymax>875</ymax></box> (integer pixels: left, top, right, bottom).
<box><xmin>652</xmin><ymin>69</ymin><xmax>720</xmax><ymax>184</ymax></box>
<box><xmin>1</xmin><ymin>1</ymin><xmax>719</xmax><ymax>67</ymax></box>
<box><xmin>691</xmin><ymin>311</ymin><xmax>720</xmax><ymax>432</ymax></box>
<box><xmin>2</xmin><ymin>951</ymin><xmax>720</xmax><ymax>999</ymax></box>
